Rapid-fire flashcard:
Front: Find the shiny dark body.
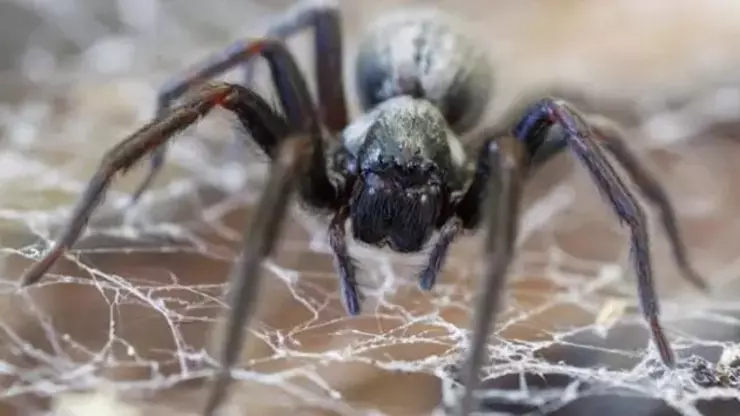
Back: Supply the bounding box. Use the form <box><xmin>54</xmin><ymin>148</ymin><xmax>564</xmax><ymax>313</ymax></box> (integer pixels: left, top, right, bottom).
<box><xmin>18</xmin><ymin>2</ymin><xmax>709</xmax><ymax>416</ymax></box>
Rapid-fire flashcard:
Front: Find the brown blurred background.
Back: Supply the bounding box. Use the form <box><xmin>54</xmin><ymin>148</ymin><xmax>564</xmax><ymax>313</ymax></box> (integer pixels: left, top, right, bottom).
<box><xmin>2</xmin><ymin>0</ymin><xmax>740</xmax><ymax>415</ymax></box>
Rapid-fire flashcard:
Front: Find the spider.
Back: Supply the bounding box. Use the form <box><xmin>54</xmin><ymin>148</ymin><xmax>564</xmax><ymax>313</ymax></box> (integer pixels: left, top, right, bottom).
<box><xmin>18</xmin><ymin>2</ymin><xmax>709</xmax><ymax>415</ymax></box>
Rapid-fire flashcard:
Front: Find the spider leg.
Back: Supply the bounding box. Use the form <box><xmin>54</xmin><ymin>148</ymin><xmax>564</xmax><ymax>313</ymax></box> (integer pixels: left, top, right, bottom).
<box><xmin>455</xmin><ymin>136</ymin><xmax>526</xmax><ymax>416</ymax></box>
<box><xmin>21</xmin><ymin>39</ymin><xmax>339</xmax><ymax>416</ymax></box>
<box><xmin>542</xmin><ymin>99</ymin><xmax>676</xmax><ymax>367</ymax></box>
<box><xmin>243</xmin><ymin>0</ymin><xmax>348</xmax><ymax>132</ymax></box>
<box><xmin>586</xmin><ymin>114</ymin><xmax>708</xmax><ymax>291</ymax></box>
<box><xmin>203</xmin><ymin>135</ymin><xmax>313</xmax><ymax>416</ymax></box>
<box><xmin>131</xmin><ymin>5</ymin><xmax>346</xmax><ymax>202</ymax></box>
<box><xmin>20</xmin><ymin>42</ymin><xmax>338</xmax><ymax>284</ymax></box>
<box><xmin>19</xmin><ymin>84</ymin><xmax>238</xmax><ymax>287</ymax></box>
<box><xmin>19</xmin><ymin>81</ymin><xmax>336</xmax><ymax>414</ymax></box>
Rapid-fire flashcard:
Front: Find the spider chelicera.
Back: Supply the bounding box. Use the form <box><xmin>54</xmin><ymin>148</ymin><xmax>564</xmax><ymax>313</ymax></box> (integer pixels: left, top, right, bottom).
<box><xmin>19</xmin><ymin>1</ymin><xmax>709</xmax><ymax>415</ymax></box>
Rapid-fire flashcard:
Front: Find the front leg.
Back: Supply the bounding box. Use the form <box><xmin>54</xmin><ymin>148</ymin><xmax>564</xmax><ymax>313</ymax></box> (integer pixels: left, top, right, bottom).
<box><xmin>586</xmin><ymin>114</ymin><xmax>708</xmax><ymax>291</ymax></box>
<box><xmin>540</xmin><ymin>98</ymin><xmax>676</xmax><ymax>367</ymax></box>
<box><xmin>203</xmin><ymin>135</ymin><xmax>319</xmax><ymax>416</ymax></box>
<box><xmin>455</xmin><ymin>136</ymin><xmax>527</xmax><ymax>416</ymax></box>
<box><xmin>20</xmin><ymin>40</ymin><xmax>339</xmax><ymax>286</ymax></box>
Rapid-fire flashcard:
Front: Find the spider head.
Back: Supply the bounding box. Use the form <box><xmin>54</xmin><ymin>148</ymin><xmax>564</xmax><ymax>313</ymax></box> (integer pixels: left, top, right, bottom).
<box><xmin>349</xmin><ymin>157</ymin><xmax>446</xmax><ymax>253</ymax></box>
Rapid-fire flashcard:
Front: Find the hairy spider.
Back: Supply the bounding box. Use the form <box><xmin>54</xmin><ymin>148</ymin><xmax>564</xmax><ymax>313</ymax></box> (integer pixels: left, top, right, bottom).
<box><xmin>19</xmin><ymin>2</ymin><xmax>709</xmax><ymax>415</ymax></box>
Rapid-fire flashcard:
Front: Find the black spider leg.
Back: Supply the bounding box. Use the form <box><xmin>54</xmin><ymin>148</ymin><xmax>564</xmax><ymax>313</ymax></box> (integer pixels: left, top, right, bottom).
<box><xmin>542</xmin><ymin>99</ymin><xmax>675</xmax><ymax>367</ymax></box>
<box><xmin>130</xmin><ymin>1</ymin><xmax>348</xmax><ymax>203</ymax></box>
<box><xmin>19</xmin><ymin>39</ymin><xmax>336</xmax><ymax>287</ymax></box>
<box><xmin>243</xmin><ymin>1</ymin><xmax>348</xmax><ymax>132</ymax></box>
<box><xmin>586</xmin><ymin>115</ymin><xmax>708</xmax><ymax>291</ymax></box>
<box><xmin>18</xmin><ymin>39</ymin><xmax>338</xmax><ymax>416</ymax></box>
<box><xmin>452</xmin><ymin>99</ymin><xmax>681</xmax><ymax>415</ymax></box>
<box><xmin>18</xmin><ymin>85</ymin><xmax>242</xmax><ymax>287</ymax></box>
<box><xmin>203</xmin><ymin>135</ymin><xmax>318</xmax><ymax>416</ymax></box>
<box><xmin>454</xmin><ymin>136</ymin><xmax>526</xmax><ymax>416</ymax></box>
<box><xmin>198</xmin><ymin>44</ymin><xmax>343</xmax><ymax>416</ymax></box>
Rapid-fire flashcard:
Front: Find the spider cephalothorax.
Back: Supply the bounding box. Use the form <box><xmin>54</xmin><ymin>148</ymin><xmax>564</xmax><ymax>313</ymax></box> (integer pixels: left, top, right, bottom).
<box><xmin>19</xmin><ymin>2</ymin><xmax>709</xmax><ymax>415</ymax></box>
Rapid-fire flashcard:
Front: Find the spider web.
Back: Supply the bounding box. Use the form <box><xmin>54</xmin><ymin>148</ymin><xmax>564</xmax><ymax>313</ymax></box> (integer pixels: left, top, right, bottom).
<box><xmin>3</xmin><ymin>1</ymin><xmax>740</xmax><ymax>415</ymax></box>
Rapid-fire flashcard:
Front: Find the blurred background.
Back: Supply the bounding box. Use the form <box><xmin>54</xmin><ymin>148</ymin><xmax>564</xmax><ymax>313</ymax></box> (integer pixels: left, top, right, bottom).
<box><xmin>2</xmin><ymin>0</ymin><xmax>740</xmax><ymax>415</ymax></box>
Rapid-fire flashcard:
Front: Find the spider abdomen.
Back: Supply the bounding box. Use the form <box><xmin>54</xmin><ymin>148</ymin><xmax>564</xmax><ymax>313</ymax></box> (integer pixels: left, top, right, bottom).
<box><xmin>354</xmin><ymin>9</ymin><xmax>493</xmax><ymax>133</ymax></box>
